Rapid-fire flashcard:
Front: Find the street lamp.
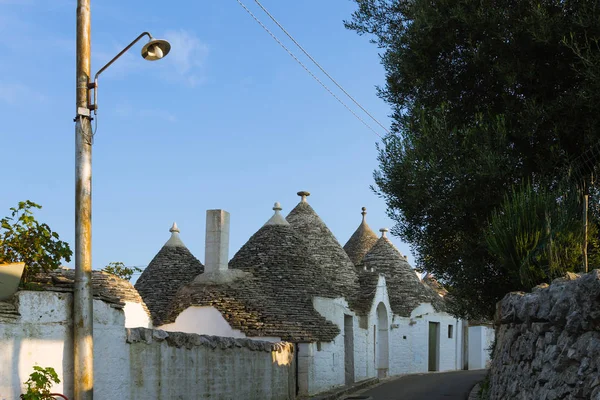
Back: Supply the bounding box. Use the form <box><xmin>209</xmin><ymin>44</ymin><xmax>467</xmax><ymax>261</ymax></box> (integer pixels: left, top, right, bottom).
<box><xmin>75</xmin><ymin>2</ymin><xmax>170</xmax><ymax>398</ymax></box>
<box><xmin>87</xmin><ymin>32</ymin><xmax>171</xmax><ymax>114</ymax></box>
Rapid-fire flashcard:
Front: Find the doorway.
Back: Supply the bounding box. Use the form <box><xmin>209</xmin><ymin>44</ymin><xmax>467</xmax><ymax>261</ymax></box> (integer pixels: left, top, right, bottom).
<box><xmin>428</xmin><ymin>322</ymin><xmax>440</xmax><ymax>371</ymax></box>
<box><xmin>344</xmin><ymin>315</ymin><xmax>355</xmax><ymax>385</ymax></box>
<box><xmin>376</xmin><ymin>303</ymin><xmax>389</xmax><ymax>378</ymax></box>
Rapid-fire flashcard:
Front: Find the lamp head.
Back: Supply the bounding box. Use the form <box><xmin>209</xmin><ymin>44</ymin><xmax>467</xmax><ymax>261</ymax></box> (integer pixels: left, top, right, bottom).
<box><xmin>141</xmin><ymin>37</ymin><xmax>171</xmax><ymax>61</ymax></box>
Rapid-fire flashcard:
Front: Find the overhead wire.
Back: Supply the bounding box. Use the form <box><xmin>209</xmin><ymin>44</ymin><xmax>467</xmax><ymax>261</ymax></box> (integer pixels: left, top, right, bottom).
<box><xmin>253</xmin><ymin>0</ymin><xmax>390</xmax><ymax>135</ymax></box>
<box><xmin>234</xmin><ymin>0</ymin><xmax>384</xmax><ymax>139</ymax></box>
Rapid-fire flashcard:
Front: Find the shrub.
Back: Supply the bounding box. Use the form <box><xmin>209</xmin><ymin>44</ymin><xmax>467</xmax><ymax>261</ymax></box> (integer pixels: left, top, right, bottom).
<box><xmin>0</xmin><ymin>201</ymin><xmax>72</xmax><ymax>283</ymax></box>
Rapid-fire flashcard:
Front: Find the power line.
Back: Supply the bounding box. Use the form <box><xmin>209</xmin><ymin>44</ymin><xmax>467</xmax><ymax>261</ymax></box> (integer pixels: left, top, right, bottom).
<box><xmin>234</xmin><ymin>0</ymin><xmax>384</xmax><ymax>139</ymax></box>
<box><xmin>253</xmin><ymin>0</ymin><xmax>390</xmax><ymax>135</ymax></box>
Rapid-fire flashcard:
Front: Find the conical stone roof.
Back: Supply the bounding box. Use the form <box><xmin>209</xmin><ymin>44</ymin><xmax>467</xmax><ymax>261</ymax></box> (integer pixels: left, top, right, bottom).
<box><xmin>165</xmin><ymin>204</ymin><xmax>339</xmax><ymax>342</ymax></box>
<box><xmin>361</xmin><ymin>229</ymin><xmax>445</xmax><ymax>317</ymax></box>
<box><xmin>286</xmin><ymin>191</ymin><xmax>360</xmax><ymax>300</ymax></box>
<box><xmin>135</xmin><ymin>223</ymin><xmax>204</xmax><ymax>326</ymax></box>
<box><xmin>423</xmin><ymin>272</ymin><xmax>448</xmax><ymax>297</ymax></box>
<box><xmin>344</xmin><ymin>207</ymin><xmax>379</xmax><ymax>266</ymax></box>
<box><xmin>354</xmin><ymin>270</ymin><xmax>380</xmax><ymax>315</ymax></box>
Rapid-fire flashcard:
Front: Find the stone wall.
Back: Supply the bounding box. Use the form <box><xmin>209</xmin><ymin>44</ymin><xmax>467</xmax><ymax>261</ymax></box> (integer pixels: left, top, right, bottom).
<box><xmin>489</xmin><ymin>270</ymin><xmax>600</xmax><ymax>400</ymax></box>
<box><xmin>0</xmin><ymin>291</ymin><xmax>295</xmax><ymax>400</ymax></box>
<box><xmin>127</xmin><ymin>328</ymin><xmax>295</xmax><ymax>400</ymax></box>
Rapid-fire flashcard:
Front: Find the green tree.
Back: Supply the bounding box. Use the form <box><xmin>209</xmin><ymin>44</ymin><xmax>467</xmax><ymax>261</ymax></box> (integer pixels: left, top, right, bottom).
<box><xmin>346</xmin><ymin>0</ymin><xmax>600</xmax><ymax>319</ymax></box>
<box><xmin>101</xmin><ymin>261</ymin><xmax>142</xmax><ymax>281</ymax></box>
<box><xmin>0</xmin><ymin>201</ymin><xmax>72</xmax><ymax>283</ymax></box>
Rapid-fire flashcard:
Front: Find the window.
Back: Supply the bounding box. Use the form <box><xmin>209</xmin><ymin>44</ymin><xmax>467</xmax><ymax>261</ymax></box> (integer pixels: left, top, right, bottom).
<box><xmin>317</xmin><ymin>342</ymin><xmax>322</xmax><ymax>351</ymax></box>
<box><xmin>448</xmin><ymin>325</ymin><xmax>454</xmax><ymax>339</ymax></box>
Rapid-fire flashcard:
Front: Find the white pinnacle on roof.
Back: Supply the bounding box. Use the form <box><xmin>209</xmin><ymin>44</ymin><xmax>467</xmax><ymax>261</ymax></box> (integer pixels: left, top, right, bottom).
<box><xmin>380</xmin><ymin>228</ymin><xmax>389</xmax><ymax>238</ymax></box>
<box><xmin>263</xmin><ymin>202</ymin><xmax>290</xmax><ymax>226</ymax></box>
<box><xmin>165</xmin><ymin>222</ymin><xmax>186</xmax><ymax>247</ymax></box>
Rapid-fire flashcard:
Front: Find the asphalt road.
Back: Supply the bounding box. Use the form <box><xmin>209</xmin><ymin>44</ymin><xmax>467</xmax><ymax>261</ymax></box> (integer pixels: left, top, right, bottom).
<box><xmin>349</xmin><ymin>370</ymin><xmax>487</xmax><ymax>400</ymax></box>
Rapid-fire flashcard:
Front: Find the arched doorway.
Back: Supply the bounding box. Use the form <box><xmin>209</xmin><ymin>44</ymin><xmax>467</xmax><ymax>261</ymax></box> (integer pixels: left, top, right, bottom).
<box><xmin>376</xmin><ymin>302</ymin><xmax>389</xmax><ymax>378</ymax></box>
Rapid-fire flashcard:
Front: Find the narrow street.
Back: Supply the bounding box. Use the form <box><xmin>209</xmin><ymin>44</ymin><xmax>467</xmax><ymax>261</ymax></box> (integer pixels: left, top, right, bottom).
<box><xmin>353</xmin><ymin>370</ymin><xmax>487</xmax><ymax>400</ymax></box>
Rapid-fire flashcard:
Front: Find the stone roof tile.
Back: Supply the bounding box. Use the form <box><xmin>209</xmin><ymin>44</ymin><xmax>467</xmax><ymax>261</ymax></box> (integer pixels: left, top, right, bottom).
<box><xmin>361</xmin><ymin>234</ymin><xmax>445</xmax><ymax>317</ymax></box>
<box><xmin>166</xmin><ymin>208</ymin><xmax>339</xmax><ymax>342</ymax></box>
<box><xmin>29</xmin><ymin>269</ymin><xmax>150</xmax><ymax>317</ymax></box>
<box><xmin>354</xmin><ymin>270</ymin><xmax>380</xmax><ymax>315</ymax></box>
<box><xmin>135</xmin><ymin>225</ymin><xmax>204</xmax><ymax>326</ymax></box>
<box><xmin>286</xmin><ymin>192</ymin><xmax>359</xmax><ymax>300</ymax></box>
<box><xmin>344</xmin><ymin>207</ymin><xmax>379</xmax><ymax>266</ymax></box>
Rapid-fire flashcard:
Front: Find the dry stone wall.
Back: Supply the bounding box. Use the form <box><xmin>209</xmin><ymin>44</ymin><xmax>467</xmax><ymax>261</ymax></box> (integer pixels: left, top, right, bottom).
<box><xmin>490</xmin><ymin>270</ymin><xmax>600</xmax><ymax>400</ymax></box>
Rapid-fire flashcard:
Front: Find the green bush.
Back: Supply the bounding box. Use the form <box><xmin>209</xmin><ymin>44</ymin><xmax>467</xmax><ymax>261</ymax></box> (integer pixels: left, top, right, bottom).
<box><xmin>20</xmin><ymin>366</ymin><xmax>61</xmax><ymax>400</ymax></box>
<box><xmin>0</xmin><ymin>201</ymin><xmax>72</xmax><ymax>283</ymax></box>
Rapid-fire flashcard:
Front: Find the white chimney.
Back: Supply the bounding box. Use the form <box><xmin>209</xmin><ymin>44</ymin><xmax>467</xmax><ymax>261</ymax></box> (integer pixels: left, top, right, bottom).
<box><xmin>205</xmin><ymin>210</ymin><xmax>230</xmax><ymax>273</ymax></box>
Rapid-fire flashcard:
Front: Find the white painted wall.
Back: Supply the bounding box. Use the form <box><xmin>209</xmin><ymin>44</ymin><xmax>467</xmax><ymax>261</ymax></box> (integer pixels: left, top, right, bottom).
<box><xmin>159</xmin><ymin>306</ymin><xmax>281</xmax><ymax>342</ymax></box>
<box><xmin>0</xmin><ymin>291</ymin><xmax>295</xmax><ymax>400</ymax></box>
<box><xmin>308</xmin><ymin>297</ymin><xmax>348</xmax><ymax>395</ymax></box>
<box><xmin>0</xmin><ymin>291</ymin><xmax>131</xmax><ymax>400</ymax></box>
<box><xmin>387</xmin><ymin>303</ymin><xmax>461</xmax><ymax>375</ymax></box>
<box><xmin>302</xmin><ymin>275</ymin><xmax>394</xmax><ymax>396</ymax></box>
<box><xmin>123</xmin><ymin>302</ymin><xmax>152</xmax><ymax>328</ymax></box>
<box><xmin>468</xmin><ymin>325</ymin><xmax>494</xmax><ymax>369</ymax></box>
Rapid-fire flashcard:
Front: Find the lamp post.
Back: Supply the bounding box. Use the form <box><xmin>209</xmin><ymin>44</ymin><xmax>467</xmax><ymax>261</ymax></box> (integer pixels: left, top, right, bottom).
<box><xmin>75</xmin><ymin>2</ymin><xmax>170</xmax><ymax>398</ymax></box>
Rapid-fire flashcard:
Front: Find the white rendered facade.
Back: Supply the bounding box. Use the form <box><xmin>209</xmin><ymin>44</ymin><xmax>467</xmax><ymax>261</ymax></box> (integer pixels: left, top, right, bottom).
<box><xmin>163</xmin><ymin>274</ymin><xmax>476</xmax><ymax>397</ymax></box>
<box><xmin>159</xmin><ymin>306</ymin><xmax>281</xmax><ymax>342</ymax></box>
<box><xmin>468</xmin><ymin>325</ymin><xmax>494</xmax><ymax>369</ymax></box>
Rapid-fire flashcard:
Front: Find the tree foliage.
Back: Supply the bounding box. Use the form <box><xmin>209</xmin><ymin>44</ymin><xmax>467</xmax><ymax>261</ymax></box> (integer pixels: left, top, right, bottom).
<box><xmin>0</xmin><ymin>201</ymin><xmax>72</xmax><ymax>283</ymax></box>
<box><xmin>101</xmin><ymin>261</ymin><xmax>142</xmax><ymax>281</ymax></box>
<box><xmin>346</xmin><ymin>0</ymin><xmax>600</xmax><ymax>319</ymax></box>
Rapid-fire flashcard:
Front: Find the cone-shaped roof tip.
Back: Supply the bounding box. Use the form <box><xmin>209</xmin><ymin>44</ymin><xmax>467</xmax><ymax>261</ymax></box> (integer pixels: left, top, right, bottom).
<box><xmin>380</xmin><ymin>228</ymin><xmax>389</xmax><ymax>238</ymax></box>
<box><xmin>343</xmin><ymin>207</ymin><xmax>379</xmax><ymax>266</ymax></box>
<box><xmin>264</xmin><ymin>201</ymin><xmax>289</xmax><ymax>226</ymax></box>
<box><xmin>297</xmin><ymin>191</ymin><xmax>310</xmax><ymax>203</ymax></box>
<box><xmin>165</xmin><ymin>222</ymin><xmax>185</xmax><ymax>247</ymax></box>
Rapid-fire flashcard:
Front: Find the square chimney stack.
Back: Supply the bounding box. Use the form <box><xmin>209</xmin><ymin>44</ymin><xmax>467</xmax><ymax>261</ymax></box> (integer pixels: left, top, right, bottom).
<box><xmin>205</xmin><ymin>210</ymin><xmax>230</xmax><ymax>274</ymax></box>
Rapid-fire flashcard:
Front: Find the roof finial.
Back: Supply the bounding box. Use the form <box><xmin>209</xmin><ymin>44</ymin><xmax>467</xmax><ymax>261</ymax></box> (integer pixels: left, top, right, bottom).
<box><xmin>380</xmin><ymin>228</ymin><xmax>389</xmax><ymax>238</ymax></box>
<box><xmin>297</xmin><ymin>191</ymin><xmax>310</xmax><ymax>203</ymax></box>
<box><xmin>361</xmin><ymin>207</ymin><xmax>367</xmax><ymax>222</ymax></box>
<box><xmin>264</xmin><ymin>202</ymin><xmax>290</xmax><ymax>226</ymax></box>
<box><xmin>165</xmin><ymin>222</ymin><xmax>185</xmax><ymax>247</ymax></box>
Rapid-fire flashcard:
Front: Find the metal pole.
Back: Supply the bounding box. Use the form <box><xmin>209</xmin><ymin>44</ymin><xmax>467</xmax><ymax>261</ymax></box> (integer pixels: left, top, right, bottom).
<box><xmin>75</xmin><ymin>0</ymin><xmax>94</xmax><ymax>399</ymax></box>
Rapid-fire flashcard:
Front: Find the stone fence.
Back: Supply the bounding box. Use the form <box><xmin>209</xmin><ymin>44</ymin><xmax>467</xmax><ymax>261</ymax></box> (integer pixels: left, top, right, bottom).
<box><xmin>0</xmin><ymin>291</ymin><xmax>295</xmax><ymax>400</ymax></box>
<box><xmin>489</xmin><ymin>270</ymin><xmax>600</xmax><ymax>400</ymax></box>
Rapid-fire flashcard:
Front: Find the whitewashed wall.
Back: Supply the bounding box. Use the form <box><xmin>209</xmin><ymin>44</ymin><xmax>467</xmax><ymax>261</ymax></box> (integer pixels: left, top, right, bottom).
<box><xmin>123</xmin><ymin>302</ymin><xmax>152</xmax><ymax>329</ymax></box>
<box><xmin>306</xmin><ymin>297</ymin><xmax>347</xmax><ymax>395</ymax></box>
<box><xmin>127</xmin><ymin>329</ymin><xmax>295</xmax><ymax>400</ymax></box>
<box><xmin>387</xmin><ymin>303</ymin><xmax>462</xmax><ymax>375</ymax></box>
<box><xmin>302</xmin><ymin>275</ymin><xmax>393</xmax><ymax>396</ymax></box>
<box><xmin>362</xmin><ymin>275</ymin><xmax>392</xmax><ymax>380</ymax></box>
<box><xmin>0</xmin><ymin>291</ymin><xmax>134</xmax><ymax>400</ymax></box>
<box><xmin>468</xmin><ymin>325</ymin><xmax>494</xmax><ymax>370</ymax></box>
<box><xmin>160</xmin><ymin>306</ymin><xmax>281</xmax><ymax>342</ymax></box>
<box><xmin>0</xmin><ymin>291</ymin><xmax>295</xmax><ymax>400</ymax></box>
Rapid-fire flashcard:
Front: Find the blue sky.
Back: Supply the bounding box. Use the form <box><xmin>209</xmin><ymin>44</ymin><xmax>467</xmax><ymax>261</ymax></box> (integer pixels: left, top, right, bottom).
<box><xmin>0</xmin><ymin>0</ymin><xmax>414</xmax><ymax>274</ymax></box>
